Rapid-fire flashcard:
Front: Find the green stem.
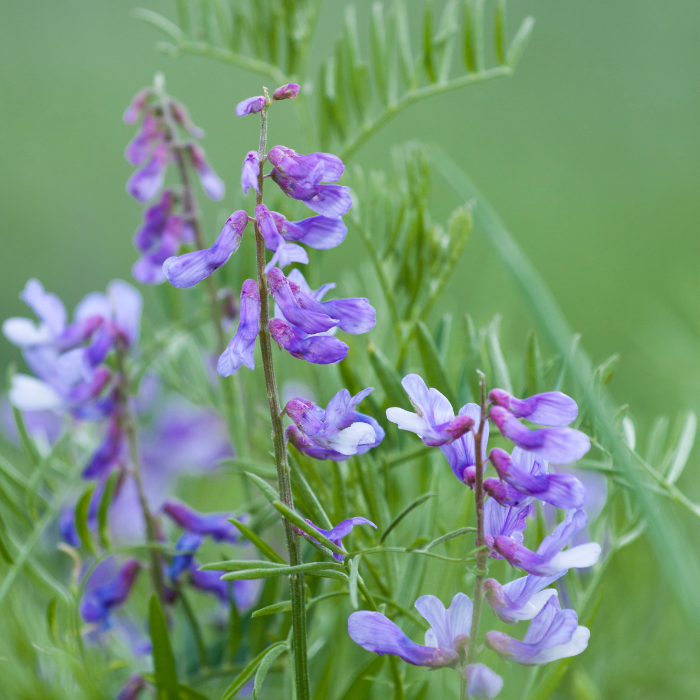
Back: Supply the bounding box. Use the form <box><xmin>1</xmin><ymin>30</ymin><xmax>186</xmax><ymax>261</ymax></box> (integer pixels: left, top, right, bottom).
<box><xmin>253</xmin><ymin>97</ymin><xmax>310</xmax><ymax>700</ymax></box>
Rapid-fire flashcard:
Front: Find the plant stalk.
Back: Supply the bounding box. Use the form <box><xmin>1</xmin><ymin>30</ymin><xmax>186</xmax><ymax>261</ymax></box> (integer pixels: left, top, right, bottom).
<box><xmin>253</xmin><ymin>97</ymin><xmax>310</xmax><ymax>700</ymax></box>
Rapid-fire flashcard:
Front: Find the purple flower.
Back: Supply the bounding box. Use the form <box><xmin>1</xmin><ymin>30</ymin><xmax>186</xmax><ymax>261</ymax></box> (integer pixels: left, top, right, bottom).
<box><xmin>133</xmin><ymin>190</ymin><xmax>177</xmax><ymax>252</ymax></box>
<box><xmin>484</xmin><ymin>572</ymin><xmax>564</xmax><ymax>624</ymax></box>
<box><xmin>272</xmin><ymin>83</ymin><xmax>300</xmax><ymax>101</ymax></box>
<box><xmin>116</xmin><ymin>675</ymin><xmax>147</xmax><ymax>700</ymax></box>
<box><xmin>348</xmin><ymin>592</ymin><xmax>473</xmax><ymax>669</ymax></box>
<box><xmin>493</xmin><ymin>508</ymin><xmax>601</xmax><ymax>576</ymax></box>
<box><xmin>303</xmin><ymin>517</ymin><xmax>376</xmax><ymax>561</ymax></box>
<box><xmin>439</xmin><ymin>404</ymin><xmax>489</xmax><ymax>484</ymax></box>
<box><xmin>268</xmin><ymin>146</ymin><xmax>345</xmax><ymax>183</ymax></box>
<box><xmin>171</xmin><ymin>101</ymin><xmax>205</xmax><ymax>139</ymax></box>
<box><xmin>386</xmin><ymin>375</ymin><xmax>475</xmax><ymax>448</ymax></box>
<box><xmin>217</xmin><ymin>279</ymin><xmax>260</xmax><ymax>377</ymax></box>
<box><xmin>490</xmin><ymin>406</ymin><xmax>590</xmax><ymax>464</ymax></box>
<box><xmin>80</xmin><ymin>559</ymin><xmax>141</xmax><ymax>625</ymax></box>
<box><xmin>163</xmin><ymin>211</ymin><xmax>249</xmax><ymax>289</ymax></box>
<box><xmin>235</xmin><ymin>95</ymin><xmax>267</xmax><ymax>117</ymax></box>
<box><xmin>133</xmin><ymin>216</ymin><xmax>185</xmax><ymax>285</ymax></box>
<box><xmin>125</xmin><ymin>110</ymin><xmax>164</xmax><ymax>166</ymax></box>
<box><xmin>241</xmin><ymin>151</ymin><xmax>260</xmax><ymax>194</ymax></box>
<box><xmin>82</xmin><ymin>414</ymin><xmax>125</xmax><ymax>479</ymax></box>
<box><xmin>483</xmin><ymin>497</ymin><xmax>531</xmax><ymax>556</ymax></box>
<box><xmin>466</xmin><ymin>664</ymin><xmax>504</xmax><ymax>699</ymax></box>
<box><xmin>187</xmin><ymin>143</ymin><xmax>225</xmax><ymax>200</ymax></box>
<box><xmin>488</xmin><ymin>447</ymin><xmax>585</xmax><ymax>509</ymax></box>
<box><xmin>489</xmin><ymin>389</ymin><xmax>578</xmax><ymax>427</ymax></box>
<box><xmin>269</xmin><ymin>318</ymin><xmax>348</xmax><ymax>365</ymax></box>
<box><xmin>162</xmin><ymin>500</ymin><xmax>240</xmax><ymax>543</ymax></box>
<box><xmin>169</xmin><ymin>532</ymin><xmax>204</xmax><ymax>582</ymax></box>
<box><xmin>271</xmin><ymin>211</ymin><xmax>347</xmax><ymax>250</ymax></box>
<box><xmin>486</xmin><ymin>597</ymin><xmax>590</xmax><ymax>665</ymax></box>
<box><xmin>127</xmin><ymin>142</ymin><xmax>170</xmax><ymax>202</ymax></box>
<box><xmin>123</xmin><ymin>89</ymin><xmax>152</xmax><ymax>124</ymax></box>
<box><xmin>255</xmin><ymin>204</ymin><xmax>309</xmax><ymax>272</ymax></box>
<box><xmin>285</xmin><ymin>388</ymin><xmax>384</xmax><ymax>461</ymax></box>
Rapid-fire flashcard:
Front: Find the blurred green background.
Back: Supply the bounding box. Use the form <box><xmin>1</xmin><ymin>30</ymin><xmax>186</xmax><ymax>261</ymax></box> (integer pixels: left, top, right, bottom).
<box><xmin>1</xmin><ymin>1</ymin><xmax>699</xmax><ymax>696</ymax></box>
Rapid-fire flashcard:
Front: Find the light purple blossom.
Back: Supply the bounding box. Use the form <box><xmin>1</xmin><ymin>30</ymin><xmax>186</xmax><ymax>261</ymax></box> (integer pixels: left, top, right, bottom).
<box><xmin>269</xmin><ymin>318</ymin><xmax>348</xmax><ymax>365</ymax></box>
<box><xmin>241</xmin><ymin>151</ymin><xmax>260</xmax><ymax>194</ymax></box>
<box><xmin>132</xmin><ymin>215</ymin><xmax>185</xmax><ymax>285</ymax></box>
<box><xmin>187</xmin><ymin>143</ymin><xmax>225</xmax><ymax>200</ymax></box>
<box><xmin>235</xmin><ymin>95</ymin><xmax>267</xmax><ymax>117</ymax></box>
<box><xmin>80</xmin><ymin>559</ymin><xmax>141</xmax><ymax>625</ymax></box>
<box><xmin>168</xmin><ymin>532</ymin><xmax>204</xmax><ymax>582</ymax></box>
<box><xmin>254</xmin><ymin>204</ymin><xmax>308</xmax><ymax>272</ymax></box>
<box><xmin>171</xmin><ymin>101</ymin><xmax>205</xmax><ymax>139</ymax></box>
<box><xmin>125</xmin><ymin>110</ymin><xmax>164</xmax><ymax>166</ymax></box>
<box><xmin>285</xmin><ymin>388</ymin><xmax>384</xmax><ymax>461</ymax></box>
<box><xmin>484</xmin><ymin>572</ymin><xmax>564</xmax><ymax>624</ymax></box>
<box><xmin>162</xmin><ymin>500</ymin><xmax>241</xmax><ymax>543</ymax></box>
<box><xmin>489</xmin><ymin>389</ymin><xmax>578</xmax><ymax>427</ymax></box>
<box><xmin>488</xmin><ymin>447</ymin><xmax>585</xmax><ymax>509</ymax></box>
<box><xmin>127</xmin><ymin>142</ymin><xmax>170</xmax><ymax>202</ymax></box>
<box><xmin>116</xmin><ymin>675</ymin><xmax>147</xmax><ymax>700</ymax></box>
<box><xmin>490</xmin><ymin>406</ymin><xmax>590</xmax><ymax>464</ymax></box>
<box><xmin>132</xmin><ymin>190</ymin><xmax>177</xmax><ymax>252</ymax></box>
<box><xmin>386</xmin><ymin>375</ymin><xmax>475</xmax><ymax>448</ymax></box>
<box><xmin>217</xmin><ymin>279</ymin><xmax>260</xmax><ymax>377</ymax></box>
<box><xmin>483</xmin><ymin>497</ymin><xmax>531</xmax><ymax>557</ymax></box>
<box><xmin>272</xmin><ymin>83</ymin><xmax>300</xmax><ymax>101</ymax></box>
<box><xmin>493</xmin><ymin>508</ymin><xmax>601</xmax><ymax>576</ymax></box>
<box><xmin>271</xmin><ymin>211</ymin><xmax>347</xmax><ymax>250</ymax></box>
<box><xmin>466</xmin><ymin>664</ymin><xmax>504</xmax><ymax>699</ymax></box>
<box><xmin>303</xmin><ymin>516</ymin><xmax>376</xmax><ymax>561</ymax></box>
<box><xmin>485</xmin><ymin>597</ymin><xmax>590</xmax><ymax>665</ymax></box>
<box><xmin>82</xmin><ymin>414</ymin><xmax>125</xmax><ymax>478</ymax></box>
<box><xmin>348</xmin><ymin>592</ymin><xmax>473</xmax><ymax>669</ymax></box>
<box><xmin>163</xmin><ymin>211</ymin><xmax>249</xmax><ymax>289</ymax></box>
<box><xmin>123</xmin><ymin>88</ymin><xmax>152</xmax><ymax>124</ymax></box>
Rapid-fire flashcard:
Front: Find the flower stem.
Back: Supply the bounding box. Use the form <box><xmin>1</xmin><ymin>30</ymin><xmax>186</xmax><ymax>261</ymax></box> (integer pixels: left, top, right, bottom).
<box><xmin>467</xmin><ymin>373</ymin><xmax>488</xmax><ymax>666</ymax></box>
<box><xmin>253</xmin><ymin>97</ymin><xmax>310</xmax><ymax>700</ymax></box>
<box><xmin>115</xmin><ymin>339</ymin><xmax>165</xmax><ymax>603</ymax></box>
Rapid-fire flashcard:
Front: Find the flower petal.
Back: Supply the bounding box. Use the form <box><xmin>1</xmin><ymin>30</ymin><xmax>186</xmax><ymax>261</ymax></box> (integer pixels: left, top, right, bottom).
<box><xmin>217</xmin><ymin>279</ymin><xmax>260</xmax><ymax>377</ymax></box>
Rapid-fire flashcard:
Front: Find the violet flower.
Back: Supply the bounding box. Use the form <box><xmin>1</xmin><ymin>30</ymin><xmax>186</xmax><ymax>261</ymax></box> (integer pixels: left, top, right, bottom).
<box><xmin>490</xmin><ymin>405</ymin><xmax>590</xmax><ymax>464</ymax></box>
<box><xmin>271</xmin><ymin>211</ymin><xmax>347</xmax><ymax>250</ymax></box>
<box><xmin>235</xmin><ymin>95</ymin><xmax>267</xmax><ymax>116</ymax></box>
<box><xmin>162</xmin><ymin>500</ymin><xmax>240</xmax><ymax>543</ymax></box>
<box><xmin>304</xmin><ymin>517</ymin><xmax>376</xmax><ymax>561</ymax></box>
<box><xmin>386</xmin><ymin>374</ymin><xmax>475</xmax><ymax>448</ymax></box>
<box><xmin>133</xmin><ymin>215</ymin><xmax>186</xmax><ymax>285</ymax></box>
<box><xmin>493</xmin><ymin>508</ymin><xmax>601</xmax><ymax>576</ymax></box>
<box><xmin>163</xmin><ymin>211</ymin><xmax>249</xmax><ymax>289</ymax></box>
<box><xmin>272</xmin><ymin>83</ymin><xmax>300</xmax><ymax>101</ymax></box>
<box><xmin>82</xmin><ymin>415</ymin><xmax>125</xmax><ymax>479</ymax></box>
<box><xmin>269</xmin><ymin>318</ymin><xmax>348</xmax><ymax>365</ymax></box>
<box><xmin>241</xmin><ymin>151</ymin><xmax>260</xmax><ymax>194</ymax></box>
<box><xmin>80</xmin><ymin>559</ymin><xmax>141</xmax><ymax>625</ymax></box>
<box><xmin>255</xmin><ymin>204</ymin><xmax>309</xmax><ymax>272</ymax></box>
<box><xmin>171</xmin><ymin>101</ymin><xmax>205</xmax><ymax>139</ymax></box>
<box><xmin>486</xmin><ymin>597</ymin><xmax>590</xmax><ymax>665</ymax></box>
<box><xmin>125</xmin><ymin>109</ymin><xmax>164</xmax><ymax>166</ymax></box>
<box><xmin>123</xmin><ymin>88</ymin><xmax>152</xmax><ymax>124</ymax></box>
<box><xmin>483</xmin><ymin>497</ymin><xmax>531</xmax><ymax>556</ymax></box>
<box><xmin>489</xmin><ymin>389</ymin><xmax>578</xmax><ymax>427</ymax></box>
<box><xmin>465</xmin><ymin>664</ymin><xmax>504</xmax><ymax>699</ymax></box>
<box><xmin>116</xmin><ymin>675</ymin><xmax>147</xmax><ymax>700</ymax></box>
<box><xmin>348</xmin><ymin>593</ymin><xmax>476</xmax><ymax>669</ymax></box>
<box><xmin>488</xmin><ymin>447</ymin><xmax>585</xmax><ymax>510</ymax></box>
<box><xmin>127</xmin><ymin>142</ymin><xmax>170</xmax><ymax>202</ymax></box>
<box><xmin>484</xmin><ymin>572</ymin><xmax>564</xmax><ymax>624</ymax></box>
<box><xmin>168</xmin><ymin>532</ymin><xmax>204</xmax><ymax>582</ymax></box>
<box><xmin>285</xmin><ymin>388</ymin><xmax>384</xmax><ymax>461</ymax></box>
<box><xmin>187</xmin><ymin>143</ymin><xmax>225</xmax><ymax>200</ymax></box>
<box><xmin>217</xmin><ymin>279</ymin><xmax>260</xmax><ymax>377</ymax></box>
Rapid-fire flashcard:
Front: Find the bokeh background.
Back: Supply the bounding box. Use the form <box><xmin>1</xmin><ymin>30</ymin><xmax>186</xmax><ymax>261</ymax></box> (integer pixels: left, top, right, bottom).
<box><xmin>1</xmin><ymin>0</ymin><xmax>699</xmax><ymax>696</ymax></box>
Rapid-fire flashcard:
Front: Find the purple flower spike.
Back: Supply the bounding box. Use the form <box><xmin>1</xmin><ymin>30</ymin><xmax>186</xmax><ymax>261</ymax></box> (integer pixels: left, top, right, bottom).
<box><xmin>272</xmin><ymin>83</ymin><xmax>300</xmax><ymax>101</ymax></box>
<box><xmin>269</xmin><ymin>318</ymin><xmax>348</xmax><ymax>364</ymax></box>
<box><xmin>304</xmin><ymin>516</ymin><xmax>376</xmax><ymax>561</ymax></box>
<box><xmin>486</xmin><ymin>597</ymin><xmax>590</xmax><ymax>666</ymax></box>
<box><xmin>187</xmin><ymin>143</ymin><xmax>225</xmax><ymax>200</ymax></box>
<box><xmin>494</xmin><ymin>508</ymin><xmax>601</xmax><ymax>576</ymax></box>
<box><xmin>386</xmin><ymin>374</ymin><xmax>474</xmax><ymax>448</ymax></box>
<box><xmin>163</xmin><ymin>211</ymin><xmax>248</xmax><ymax>289</ymax></box>
<box><xmin>490</xmin><ymin>406</ymin><xmax>590</xmax><ymax>464</ymax></box>
<box><xmin>162</xmin><ymin>499</ymin><xmax>240</xmax><ymax>543</ymax></box>
<box><xmin>116</xmin><ymin>675</ymin><xmax>146</xmax><ymax>700</ymax></box>
<box><xmin>127</xmin><ymin>143</ymin><xmax>170</xmax><ymax>202</ymax></box>
<box><xmin>484</xmin><ymin>572</ymin><xmax>564</xmax><ymax>624</ymax></box>
<box><xmin>489</xmin><ymin>447</ymin><xmax>586</xmax><ymax>509</ymax></box>
<box><xmin>489</xmin><ymin>389</ymin><xmax>578</xmax><ymax>427</ymax></box>
<box><xmin>217</xmin><ymin>279</ymin><xmax>260</xmax><ymax>377</ymax></box>
<box><xmin>235</xmin><ymin>95</ymin><xmax>267</xmax><ymax>117</ymax></box>
<box><xmin>169</xmin><ymin>532</ymin><xmax>204</xmax><ymax>583</ymax></box>
<box><xmin>241</xmin><ymin>151</ymin><xmax>260</xmax><ymax>194</ymax></box>
<box><xmin>80</xmin><ymin>559</ymin><xmax>141</xmax><ymax>624</ymax></box>
<box><xmin>466</xmin><ymin>664</ymin><xmax>504</xmax><ymax>699</ymax></box>
<box><xmin>123</xmin><ymin>89</ymin><xmax>152</xmax><ymax>124</ymax></box>
<box><xmin>268</xmin><ymin>268</ymin><xmax>338</xmax><ymax>335</ymax></box>
<box><xmin>273</xmin><ymin>212</ymin><xmax>347</xmax><ymax>250</ymax></box>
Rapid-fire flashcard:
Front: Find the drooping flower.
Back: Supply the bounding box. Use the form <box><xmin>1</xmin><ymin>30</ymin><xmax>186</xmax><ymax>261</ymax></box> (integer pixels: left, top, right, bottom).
<box><xmin>217</xmin><ymin>279</ymin><xmax>261</xmax><ymax>377</ymax></box>
<box><xmin>489</xmin><ymin>389</ymin><xmax>578</xmax><ymax>427</ymax></box>
<box><xmin>127</xmin><ymin>142</ymin><xmax>170</xmax><ymax>202</ymax></box>
<box><xmin>484</xmin><ymin>572</ymin><xmax>564</xmax><ymax>624</ymax></box>
<box><xmin>80</xmin><ymin>559</ymin><xmax>141</xmax><ymax>625</ymax></box>
<box><xmin>493</xmin><ymin>508</ymin><xmax>601</xmax><ymax>576</ymax></box>
<box><xmin>386</xmin><ymin>375</ymin><xmax>475</xmax><ymax>448</ymax></box>
<box><xmin>285</xmin><ymin>388</ymin><xmax>384</xmax><ymax>461</ymax></box>
<box><xmin>483</xmin><ymin>497</ymin><xmax>531</xmax><ymax>556</ymax></box>
<box><xmin>235</xmin><ymin>95</ymin><xmax>267</xmax><ymax>117</ymax></box>
<box><xmin>272</xmin><ymin>83</ymin><xmax>300</xmax><ymax>101</ymax></box>
<box><xmin>485</xmin><ymin>597</ymin><xmax>590</xmax><ymax>665</ymax></box>
<box><xmin>163</xmin><ymin>211</ymin><xmax>249</xmax><ymax>289</ymax></box>
<box><xmin>271</xmin><ymin>211</ymin><xmax>347</xmax><ymax>250</ymax></box>
<box><xmin>348</xmin><ymin>593</ymin><xmax>476</xmax><ymax>669</ymax></box>
<box><xmin>162</xmin><ymin>500</ymin><xmax>241</xmax><ymax>543</ymax></box>
<box><xmin>123</xmin><ymin>88</ymin><xmax>153</xmax><ymax>124</ymax></box>
<box><xmin>303</xmin><ymin>517</ymin><xmax>376</xmax><ymax>561</ymax></box>
<box><xmin>269</xmin><ymin>318</ymin><xmax>348</xmax><ymax>365</ymax></box>
<box><xmin>168</xmin><ymin>532</ymin><xmax>204</xmax><ymax>582</ymax></box>
<box><xmin>125</xmin><ymin>109</ymin><xmax>165</xmax><ymax>166</ymax></box>
<box><xmin>465</xmin><ymin>664</ymin><xmax>504</xmax><ymax>699</ymax></box>
<box><xmin>255</xmin><ymin>204</ymin><xmax>309</xmax><ymax>272</ymax></box>
<box><xmin>187</xmin><ymin>143</ymin><xmax>225</xmax><ymax>200</ymax></box>
<box><xmin>133</xmin><ymin>215</ymin><xmax>188</xmax><ymax>285</ymax></box>
<box><xmin>241</xmin><ymin>151</ymin><xmax>260</xmax><ymax>194</ymax></box>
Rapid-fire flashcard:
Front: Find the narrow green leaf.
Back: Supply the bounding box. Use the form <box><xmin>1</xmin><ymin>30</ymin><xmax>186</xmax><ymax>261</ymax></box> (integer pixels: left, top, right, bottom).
<box><xmin>253</xmin><ymin>643</ymin><xmax>288</xmax><ymax>699</ymax></box>
<box><xmin>175</xmin><ymin>0</ymin><xmax>190</xmax><ymax>36</ymax></box>
<box><xmin>435</xmin><ymin>0</ymin><xmax>460</xmax><ymax>83</ymax></box>
<box><xmin>46</xmin><ymin>597</ymin><xmax>59</xmax><ymax>641</ymax></box>
<box><xmin>594</xmin><ymin>353</ymin><xmax>620</xmax><ymax>386</ymax></box>
<box><xmin>349</xmin><ymin>555</ymin><xmax>361</xmax><ymax>609</ymax></box>
<box><xmin>244</xmin><ymin>472</ymin><xmax>280</xmax><ymax>504</ymax></box>
<box><xmin>463</xmin><ymin>0</ymin><xmax>485</xmax><ymax>72</ymax></box>
<box><xmin>434</xmin><ymin>313</ymin><xmax>452</xmax><ymax>359</ymax></box>
<box><xmin>75</xmin><ymin>483</ymin><xmax>97</xmax><ymax>555</ymax></box>
<box><xmin>423</xmin><ymin>0</ymin><xmax>436</xmax><ymax>82</ymax></box>
<box><xmin>220</xmin><ymin>642</ymin><xmax>287</xmax><ymax>700</ymax></box>
<box><xmin>666</xmin><ymin>411</ymin><xmax>697</xmax><ymax>484</ymax></box>
<box><xmin>646</xmin><ymin>415</ymin><xmax>669</xmax><ymax>467</ymax></box>
<box><xmin>271</xmin><ymin>501</ymin><xmax>348</xmax><ymax>556</ymax></box>
<box><xmin>97</xmin><ymin>469</ymin><xmax>120</xmax><ymax>549</ymax></box>
<box><xmin>220</xmin><ymin>562</ymin><xmax>343</xmax><ymax>581</ymax></box>
<box><xmin>252</xmin><ymin>590</ymin><xmax>348</xmax><ymax>618</ymax></box>
<box><xmin>0</xmin><ymin>454</ymin><xmax>30</xmax><ymax>492</ymax></box>
<box><xmin>486</xmin><ymin>315</ymin><xmax>513</xmax><ymax>393</ymax></box>
<box><xmin>179</xmin><ymin>685</ymin><xmax>211</xmax><ymax>700</ymax></box>
<box><xmin>0</xmin><ymin>512</ymin><xmax>14</xmax><ymax>564</ymax></box>
<box><xmin>338</xmin><ymin>655</ymin><xmax>386</xmax><ymax>700</ymax></box>
<box><xmin>506</xmin><ymin>15</ymin><xmax>535</xmax><ymax>68</ymax></box>
<box><xmin>227</xmin><ymin>587</ymin><xmax>242</xmax><ymax>659</ymax></box>
<box><xmin>288</xmin><ymin>455</ymin><xmax>333</xmax><ymax>530</ymax></box>
<box><xmin>211</xmin><ymin>0</ymin><xmax>232</xmax><ymax>47</ymax></box>
<box><xmin>149</xmin><ymin>594</ymin><xmax>179</xmax><ymax>700</ymax></box>
<box><xmin>379</xmin><ymin>492</ymin><xmax>436</xmax><ymax>545</ymax></box>
<box><xmin>415</xmin><ymin>321</ymin><xmax>457</xmax><ymax>406</ymax></box>
<box><xmin>12</xmin><ymin>406</ymin><xmax>40</xmax><ymax>466</ymax></box>
<box><xmin>525</xmin><ymin>330</ymin><xmax>544</xmax><ymax>396</ymax></box>
<box><xmin>394</xmin><ymin>0</ymin><xmax>415</xmax><ymax>88</ymax></box>
<box><xmin>345</xmin><ymin>5</ymin><xmax>369</xmax><ymax>120</ymax></box>
<box><xmin>132</xmin><ymin>8</ymin><xmax>185</xmax><ymax>42</ymax></box>
<box><xmin>370</xmin><ymin>2</ymin><xmax>389</xmax><ymax>104</ymax></box>
<box><xmin>494</xmin><ymin>0</ymin><xmax>507</xmax><ymax>65</ymax></box>
<box><xmin>367</xmin><ymin>342</ymin><xmax>406</xmax><ymax>407</ymax></box>
<box><xmin>200</xmin><ymin>560</ymin><xmax>283</xmax><ymax>572</ymax></box>
<box><xmin>422</xmin><ymin>526</ymin><xmax>476</xmax><ymax>551</ymax></box>
<box><xmin>228</xmin><ymin>518</ymin><xmax>286</xmax><ymax>565</ymax></box>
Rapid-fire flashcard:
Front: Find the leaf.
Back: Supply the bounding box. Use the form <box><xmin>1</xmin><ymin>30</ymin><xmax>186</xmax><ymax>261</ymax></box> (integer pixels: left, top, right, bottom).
<box><xmin>132</xmin><ymin>8</ymin><xmax>184</xmax><ymax>42</ymax></box>
<box><xmin>367</xmin><ymin>342</ymin><xmax>406</xmax><ymax>407</ymax></box>
<box><xmin>74</xmin><ymin>483</ymin><xmax>96</xmax><ymax>555</ymax></box>
<box><xmin>179</xmin><ymin>686</ymin><xmax>211</xmax><ymax>700</ymax></box>
<box><xmin>494</xmin><ymin>0</ymin><xmax>507</xmax><ymax>65</ymax></box>
<box><xmin>415</xmin><ymin>320</ymin><xmax>457</xmax><ymax>406</ymax></box>
<box><xmin>12</xmin><ymin>406</ymin><xmax>39</xmax><ymax>466</ymax></box>
<box><xmin>228</xmin><ymin>518</ymin><xmax>286</xmax><ymax>565</ymax></box>
<box><xmin>97</xmin><ymin>469</ymin><xmax>120</xmax><ymax>549</ymax></box>
<box><xmin>394</xmin><ymin>0</ymin><xmax>415</xmax><ymax>88</ymax></box>
<box><xmin>244</xmin><ymin>472</ymin><xmax>280</xmax><ymax>504</ymax></box>
<box><xmin>46</xmin><ymin>597</ymin><xmax>59</xmax><ymax>641</ymax></box>
<box><xmin>200</xmin><ymin>560</ymin><xmax>282</xmax><ymax>572</ymax></box>
<box><xmin>486</xmin><ymin>315</ymin><xmax>512</xmax><ymax>393</ymax></box>
<box><xmin>507</xmin><ymin>15</ymin><xmax>535</xmax><ymax>68</ymax></box>
<box><xmin>422</xmin><ymin>526</ymin><xmax>476</xmax><ymax>551</ymax></box>
<box><xmin>434</xmin><ymin>313</ymin><xmax>452</xmax><ymax>359</ymax></box>
<box><xmin>220</xmin><ymin>562</ymin><xmax>344</xmax><ymax>581</ymax></box>
<box><xmin>422</xmin><ymin>0</ymin><xmax>436</xmax><ymax>82</ymax></box>
<box><xmin>525</xmin><ymin>330</ymin><xmax>544</xmax><ymax>396</ymax></box>
<box><xmin>288</xmin><ymin>456</ymin><xmax>333</xmax><ymax>530</ymax></box>
<box><xmin>666</xmin><ymin>411</ymin><xmax>697</xmax><ymax>484</ymax></box>
<box><xmin>379</xmin><ymin>492</ymin><xmax>436</xmax><ymax>545</ymax></box>
<box><xmin>594</xmin><ymin>353</ymin><xmax>620</xmax><ymax>386</ymax></box>
<box><xmin>338</xmin><ymin>655</ymin><xmax>386</xmax><ymax>700</ymax></box>
<box><xmin>149</xmin><ymin>594</ymin><xmax>179</xmax><ymax>700</ymax></box>
<box><xmin>349</xmin><ymin>555</ymin><xmax>361</xmax><ymax>609</ymax></box>
<box><xmin>253</xmin><ymin>643</ymin><xmax>288</xmax><ymax>699</ymax></box>
<box><xmin>219</xmin><ymin>641</ymin><xmax>287</xmax><ymax>700</ymax></box>
<box><xmin>271</xmin><ymin>501</ymin><xmax>347</xmax><ymax>556</ymax></box>
<box><xmin>435</xmin><ymin>0</ymin><xmax>460</xmax><ymax>83</ymax></box>
<box><xmin>464</xmin><ymin>0</ymin><xmax>485</xmax><ymax>73</ymax></box>
<box><xmin>370</xmin><ymin>2</ymin><xmax>389</xmax><ymax>104</ymax></box>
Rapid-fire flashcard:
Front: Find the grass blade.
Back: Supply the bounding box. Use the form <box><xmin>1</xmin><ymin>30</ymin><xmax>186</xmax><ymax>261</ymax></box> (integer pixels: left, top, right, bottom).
<box><xmin>253</xmin><ymin>643</ymin><xmax>288</xmax><ymax>699</ymax></box>
<box><xmin>379</xmin><ymin>492</ymin><xmax>435</xmax><ymax>545</ymax></box>
<box><xmin>228</xmin><ymin>518</ymin><xmax>286</xmax><ymax>565</ymax></box>
<box><xmin>149</xmin><ymin>594</ymin><xmax>179</xmax><ymax>700</ymax></box>
<box><xmin>220</xmin><ymin>642</ymin><xmax>287</xmax><ymax>700</ymax></box>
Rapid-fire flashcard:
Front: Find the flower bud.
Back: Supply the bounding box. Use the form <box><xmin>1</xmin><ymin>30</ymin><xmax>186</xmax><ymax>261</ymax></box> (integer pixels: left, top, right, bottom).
<box><xmin>273</xmin><ymin>83</ymin><xmax>300</xmax><ymax>100</ymax></box>
<box><xmin>235</xmin><ymin>95</ymin><xmax>267</xmax><ymax>117</ymax></box>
